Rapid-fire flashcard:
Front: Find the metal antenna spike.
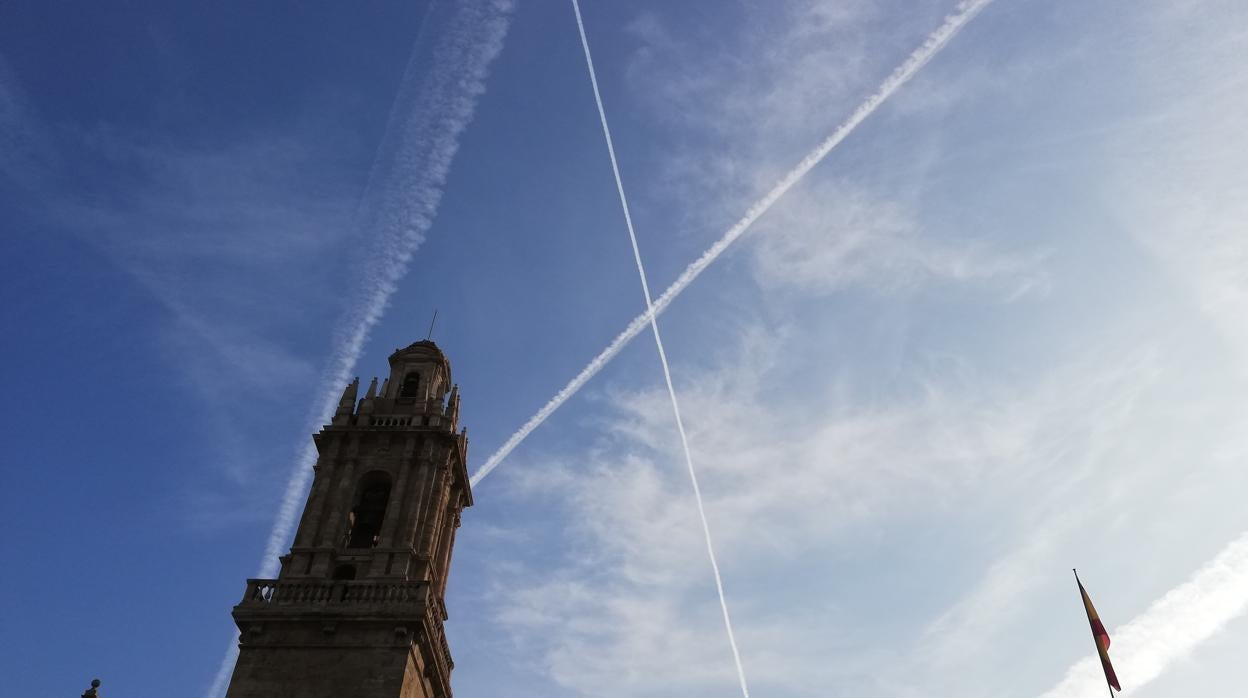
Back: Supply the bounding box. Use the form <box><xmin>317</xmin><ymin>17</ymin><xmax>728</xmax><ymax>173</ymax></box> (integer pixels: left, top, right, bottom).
<box><xmin>426</xmin><ymin>308</ymin><xmax>439</xmax><ymax>340</ymax></box>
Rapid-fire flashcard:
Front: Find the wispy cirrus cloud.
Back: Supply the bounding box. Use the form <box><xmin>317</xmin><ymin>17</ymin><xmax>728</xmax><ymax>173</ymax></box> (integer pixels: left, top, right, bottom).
<box><xmin>6</xmin><ymin>103</ymin><xmax>360</xmax><ymax>501</ymax></box>
<box><xmin>466</xmin><ymin>1</ymin><xmax>1248</xmax><ymax>696</ymax></box>
<box><xmin>1039</xmin><ymin>531</ymin><xmax>1248</xmax><ymax>698</ymax></box>
<box><xmin>483</xmin><ymin>318</ymin><xmax>1177</xmax><ymax>697</ymax></box>
<box><xmin>621</xmin><ymin>0</ymin><xmax>971</xmax><ymax>226</ymax></box>
<box><xmin>0</xmin><ymin>54</ymin><xmax>55</xmax><ymax>187</ymax></box>
<box><xmin>471</xmin><ymin>0</ymin><xmax>1011</xmax><ymax>486</ymax></box>
<box><xmin>1026</xmin><ymin>3</ymin><xmax>1248</xmax><ymax>695</ymax></box>
<box><xmin>59</xmin><ymin>132</ymin><xmax>358</xmax><ymax>392</ymax></box>
<box><xmin>750</xmin><ymin>178</ymin><xmax>1045</xmax><ymax>298</ymax></box>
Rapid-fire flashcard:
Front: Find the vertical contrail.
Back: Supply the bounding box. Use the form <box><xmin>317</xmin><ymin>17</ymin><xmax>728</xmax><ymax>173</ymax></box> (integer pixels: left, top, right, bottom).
<box><xmin>470</xmin><ymin>0</ymin><xmax>997</xmax><ymax>486</ymax></box>
<box><xmin>204</xmin><ymin>2</ymin><xmax>513</xmax><ymax>696</ymax></box>
<box><xmin>571</xmin><ymin>1</ymin><xmax>751</xmax><ymax>695</ymax></box>
<box><xmin>1038</xmin><ymin>530</ymin><xmax>1248</xmax><ymax>698</ymax></box>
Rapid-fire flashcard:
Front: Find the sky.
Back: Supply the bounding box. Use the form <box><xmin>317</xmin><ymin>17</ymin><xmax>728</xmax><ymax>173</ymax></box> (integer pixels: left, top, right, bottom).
<box><xmin>2</xmin><ymin>0</ymin><xmax>1248</xmax><ymax>696</ymax></box>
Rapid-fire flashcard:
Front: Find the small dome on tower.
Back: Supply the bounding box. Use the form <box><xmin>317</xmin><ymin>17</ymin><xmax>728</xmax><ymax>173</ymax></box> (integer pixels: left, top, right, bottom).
<box><xmin>386</xmin><ymin>340</ymin><xmax>452</xmax><ymax>401</ymax></box>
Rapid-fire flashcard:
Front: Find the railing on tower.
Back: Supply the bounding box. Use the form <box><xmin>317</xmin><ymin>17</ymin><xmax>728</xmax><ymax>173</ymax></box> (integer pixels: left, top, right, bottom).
<box><xmin>238</xmin><ymin>578</ymin><xmax>429</xmax><ymax>608</ymax></box>
<box><xmin>352</xmin><ymin>395</ymin><xmax>457</xmax><ymax>429</ymax></box>
<box><xmin>236</xmin><ymin>578</ymin><xmax>455</xmax><ymax>679</ymax></box>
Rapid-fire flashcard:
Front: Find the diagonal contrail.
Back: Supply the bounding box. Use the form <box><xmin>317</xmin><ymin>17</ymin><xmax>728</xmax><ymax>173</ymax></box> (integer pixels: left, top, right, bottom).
<box><xmin>470</xmin><ymin>0</ymin><xmax>997</xmax><ymax>487</ymax></box>
<box><xmin>571</xmin><ymin>1</ymin><xmax>751</xmax><ymax>695</ymax></box>
<box><xmin>1038</xmin><ymin>530</ymin><xmax>1248</xmax><ymax>698</ymax></box>
<box><xmin>205</xmin><ymin>2</ymin><xmax>513</xmax><ymax>696</ymax></box>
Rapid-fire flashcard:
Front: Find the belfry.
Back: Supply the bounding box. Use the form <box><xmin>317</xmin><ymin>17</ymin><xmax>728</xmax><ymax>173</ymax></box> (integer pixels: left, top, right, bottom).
<box><xmin>225</xmin><ymin>340</ymin><xmax>473</xmax><ymax>697</ymax></box>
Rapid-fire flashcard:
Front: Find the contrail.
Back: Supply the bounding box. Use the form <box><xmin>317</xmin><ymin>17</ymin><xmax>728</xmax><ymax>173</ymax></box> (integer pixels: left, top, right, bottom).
<box><xmin>205</xmin><ymin>2</ymin><xmax>513</xmax><ymax>696</ymax></box>
<box><xmin>571</xmin><ymin>1</ymin><xmax>751</xmax><ymax>695</ymax></box>
<box><xmin>1038</xmin><ymin>530</ymin><xmax>1248</xmax><ymax>698</ymax></box>
<box><xmin>470</xmin><ymin>0</ymin><xmax>997</xmax><ymax>486</ymax></box>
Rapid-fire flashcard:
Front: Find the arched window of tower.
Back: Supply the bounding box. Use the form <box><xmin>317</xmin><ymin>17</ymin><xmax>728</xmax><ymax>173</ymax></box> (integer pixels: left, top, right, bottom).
<box><xmin>400</xmin><ymin>371</ymin><xmax>420</xmax><ymax>398</ymax></box>
<box><xmin>346</xmin><ymin>471</ymin><xmax>392</xmax><ymax>548</ymax></box>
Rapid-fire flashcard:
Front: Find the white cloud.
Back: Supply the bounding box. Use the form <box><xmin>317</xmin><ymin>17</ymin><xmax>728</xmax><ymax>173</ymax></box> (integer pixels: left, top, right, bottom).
<box><xmin>1103</xmin><ymin>29</ymin><xmax>1248</xmax><ymax>376</ymax></box>
<box><xmin>472</xmin><ymin>0</ymin><xmax>1015</xmax><ymax>487</ymax></box>
<box><xmin>1039</xmin><ymin>531</ymin><xmax>1248</xmax><ymax>698</ymax></box>
<box><xmin>0</xmin><ymin>53</ymin><xmax>55</xmax><ymax>186</ymax></box>
<box><xmin>53</xmin><ymin>131</ymin><xmax>356</xmax><ymax>399</ymax></box>
<box><xmin>485</xmin><ymin>316</ymin><xmax>1172</xmax><ymax>696</ymax></box>
<box><xmin>466</xmin><ymin>3</ymin><xmax>1248</xmax><ymax>696</ymax></box>
<box><xmin>621</xmin><ymin>0</ymin><xmax>972</xmax><ymax>222</ymax></box>
<box><xmin>750</xmin><ymin>178</ymin><xmax>1044</xmax><ymax>297</ymax></box>
<box><xmin>1023</xmin><ymin>4</ymin><xmax>1248</xmax><ymax>696</ymax></box>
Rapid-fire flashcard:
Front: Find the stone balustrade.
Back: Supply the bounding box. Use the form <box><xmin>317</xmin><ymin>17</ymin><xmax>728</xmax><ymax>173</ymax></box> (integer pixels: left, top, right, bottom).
<box><xmin>434</xmin><ymin>620</ymin><xmax>454</xmax><ymax>671</ymax></box>
<box><xmin>367</xmin><ymin>413</ymin><xmax>448</xmax><ymax>429</ymax></box>
<box><xmin>239</xmin><ymin>578</ymin><xmax>429</xmax><ymax>608</ymax></box>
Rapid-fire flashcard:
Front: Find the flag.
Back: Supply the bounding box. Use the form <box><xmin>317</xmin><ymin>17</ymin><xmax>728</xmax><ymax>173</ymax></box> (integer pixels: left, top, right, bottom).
<box><xmin>1076</xmin><ymin>570</ymin><xmax>1121</xmax><ymax>692</ymax></box>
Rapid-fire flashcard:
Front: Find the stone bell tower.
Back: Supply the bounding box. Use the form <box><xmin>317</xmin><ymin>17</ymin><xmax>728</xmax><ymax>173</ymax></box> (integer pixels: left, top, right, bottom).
<box><xmin>226</xmin><ymin>340</ymin><xmax>473</xmax><ymax>698</ymax></box>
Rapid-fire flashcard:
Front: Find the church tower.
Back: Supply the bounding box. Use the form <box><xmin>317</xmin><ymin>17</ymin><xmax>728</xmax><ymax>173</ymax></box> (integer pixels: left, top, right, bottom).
<box><xmin>226</xmin><ymin>340</ymin><xmax>473</xmax><ymax>698</ymax></box>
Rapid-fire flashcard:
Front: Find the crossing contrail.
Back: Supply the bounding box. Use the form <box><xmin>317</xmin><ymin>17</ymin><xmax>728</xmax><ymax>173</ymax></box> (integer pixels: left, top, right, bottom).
<box><xmin>571</xmin><ymin>0</ymin><xmax>752</xmax><ymax>695</ymax></box>
<box><xmin>1038</xmin><ymin>530</ymin><xmax>1248</xmax><ymax>698</ymax></box>
<box><xmin>205</xmin><ymin>2</ymin><xmax>513</xmax><ymax>696</ymax></box>
<box><xmin>470</xmin><ymin>0</ymin><xmax>997</xmax><ymax>487</ymax></box>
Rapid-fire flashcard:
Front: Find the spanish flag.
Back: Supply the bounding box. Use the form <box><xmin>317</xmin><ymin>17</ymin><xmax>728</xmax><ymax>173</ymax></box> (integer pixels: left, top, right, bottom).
<box><xmin>1075</xmin><ymin>570</ymin><xmax>1121</xmax><ymax>692</ymax></box>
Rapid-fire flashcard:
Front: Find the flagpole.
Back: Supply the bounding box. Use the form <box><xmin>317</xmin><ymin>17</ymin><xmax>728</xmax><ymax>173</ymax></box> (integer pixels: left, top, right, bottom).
<box><xmin>1073</xmin><ymin>569</ymin><xmax>1117</xmax><ymax>697</ymax></box>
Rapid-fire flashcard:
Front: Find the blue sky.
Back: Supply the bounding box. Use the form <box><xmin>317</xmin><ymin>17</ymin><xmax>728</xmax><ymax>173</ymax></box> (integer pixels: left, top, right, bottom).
<box><xmin>4</xmin><ymin>0</ymin><xmax>1248</xmax><ymax>696</ymax></box>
